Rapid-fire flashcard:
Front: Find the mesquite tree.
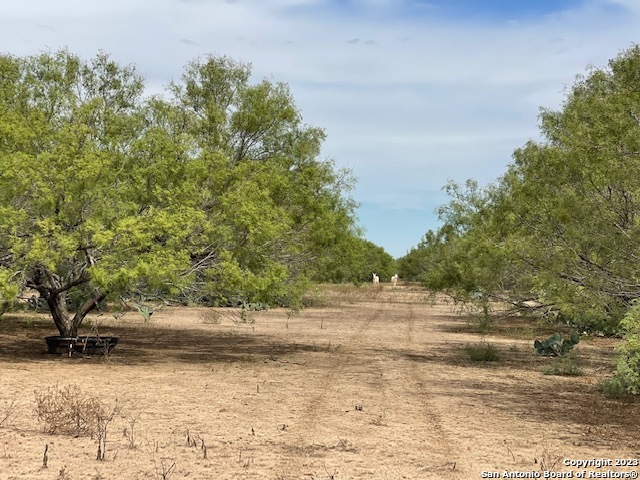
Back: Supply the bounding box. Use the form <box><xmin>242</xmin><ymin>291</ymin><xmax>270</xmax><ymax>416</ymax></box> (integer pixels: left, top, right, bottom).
<box><xmin>0</xmin><ymin>50</ymin><xmax>359</xmax><ymax>337</ymax></box>
<box><xmin>401</xmin><ymin>45</ymin><xmax>640</xmax><ymax>332</ymax></box>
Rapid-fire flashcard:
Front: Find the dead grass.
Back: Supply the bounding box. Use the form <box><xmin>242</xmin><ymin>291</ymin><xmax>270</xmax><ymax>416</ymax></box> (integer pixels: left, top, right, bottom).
<box><xmin>0</xmin><ymin>285</ymin><xmax>639</xmax><ymax>479</ymax></box>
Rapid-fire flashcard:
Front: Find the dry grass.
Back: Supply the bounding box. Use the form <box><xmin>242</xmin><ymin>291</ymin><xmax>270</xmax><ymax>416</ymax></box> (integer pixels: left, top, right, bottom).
<box><xmin>0</xmin><ymin>285</ymin><xmax>638</xmax><ymax>479</ymax></box>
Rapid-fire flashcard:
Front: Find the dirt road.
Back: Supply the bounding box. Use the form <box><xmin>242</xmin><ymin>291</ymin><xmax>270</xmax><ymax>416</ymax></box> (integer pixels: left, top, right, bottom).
<box><xmin>0</xmin><ymin>286</ymin><xmax>639</xmax><ymax>479</ymax></box>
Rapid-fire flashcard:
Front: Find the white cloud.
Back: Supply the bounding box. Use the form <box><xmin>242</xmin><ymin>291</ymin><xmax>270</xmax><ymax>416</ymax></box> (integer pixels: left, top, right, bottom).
<box><xmin>0</xmin><ymin>0</ymin><xmax>639</xmax><ymax>255</ymax></box>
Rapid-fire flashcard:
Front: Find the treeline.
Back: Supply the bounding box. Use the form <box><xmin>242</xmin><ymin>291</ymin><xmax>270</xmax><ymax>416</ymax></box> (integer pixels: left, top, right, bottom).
<box><xmin>399</xmin><ymin>45</ymin><xmax>640</xmax><ymax>336</ymax></box>
<box><xmin>0</xmin><ymin>50</ymin><xmax>392</xmax><ymax>337</ymax></box>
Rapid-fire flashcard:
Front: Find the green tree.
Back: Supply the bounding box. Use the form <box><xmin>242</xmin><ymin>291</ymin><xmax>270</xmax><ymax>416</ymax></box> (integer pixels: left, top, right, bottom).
<box><xmin>496</xmin><ymin>45</ymin><xmax>640</xmax><ymax>329</ymax></box>
<box><xmin>312</xmin><ymin>236</ymin><xmax>396</xmax><ymax>284</ymax></box>
<box><xmin>408</xmin><ymin>45</ymin><xmax>640</xmax><ymax>332</ymax></box>
<box><xmin>165</xmin><ymin>54</ymin><xmax>360</xmax><ymax>305</ymax></box>
<box><xmin>0</xmin><ymin>50</ymin><xmax>359</xmax><ymax>336</ymax></box>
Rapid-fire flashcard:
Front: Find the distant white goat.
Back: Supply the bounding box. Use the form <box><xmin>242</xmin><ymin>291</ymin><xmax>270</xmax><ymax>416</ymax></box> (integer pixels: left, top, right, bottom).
<box><xmin>391</xmin><ymin>274</ymin><xmax>398</xmax><ymax>287</ymax></box>
<box><xmin>372</xmin><ymin>273</ymin><xmax>380</xmax><ymax>285</ymax></box>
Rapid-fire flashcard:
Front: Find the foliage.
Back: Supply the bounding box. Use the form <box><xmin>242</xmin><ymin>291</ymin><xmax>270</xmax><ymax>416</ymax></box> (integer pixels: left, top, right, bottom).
<box><xmin>311</xmin><ymin>236</ymin><xmax>396</xmax><ymax>285</ymax></box>
<box><xmin>534</xmin><ymin>332</ymin><xmax>580</xmax><ymax>357</ymax></box>
<box><xmin>133</xmin><ymin>303</ymin><xmax>157</xmax><ymax>323</ymax></box>
<box><xmin>396</xmin><ymin>235</ymin><xmax>434</xmax><ymax>281</ymax></box>
<box><xmin>400</xmin><ymin>45</ymin><xmax>640</xmax><ymax>333</ymax></box>
<box><xmin>542</xmin><ymin>352</ymin><xmax>584</xmax><ymax>376</ymax></box>
<box><xmin>598</xmin><ymin>377</ymin><xmax>627</xmax><ymax>397</ymax></box>
<box><xmin>0</xmin><ymin>50</ymin><xmax>360</xmax><ymax>336</ymax></box>
<box><xmin>608</xmin><ymin>303</ymin><xmax>640</xmax><ymax>394</ymax></box>
<box><xmin>240</xmin><ymin>301</ymin><xmax>269</xmax><ymax>311</ymax></box>
<box><xmin>464</xmin><ymin>342</ymin><xmax>501</xmax><ymax>362</ymax></box>
<box><xmin>0</xmin><ymin>268</ymin><xmax>19</xmax><ymax>314</ymax></box>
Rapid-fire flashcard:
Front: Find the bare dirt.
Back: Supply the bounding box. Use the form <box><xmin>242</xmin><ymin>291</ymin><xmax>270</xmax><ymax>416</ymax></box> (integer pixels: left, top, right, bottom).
<box><xmin>1</xmin><ymin>285</ymin><xmax>639</xmax><ymax>480</ymax></box>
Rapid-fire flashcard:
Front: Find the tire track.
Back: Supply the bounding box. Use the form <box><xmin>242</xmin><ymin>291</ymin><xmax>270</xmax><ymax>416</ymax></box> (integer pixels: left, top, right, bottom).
<box><xmin>399</xmin><ymin>301</ymin><xmax>466</xmax><ymax>478</ymax></box>
<box><xmin>302</xmin><ymin>302</ymin><xmax>384</xmax><ymax>423</ymax></box>
<box><xmin>273</xmin><ymin>302</ymin><xmax>387</xmax><ymax>476</ymax></box>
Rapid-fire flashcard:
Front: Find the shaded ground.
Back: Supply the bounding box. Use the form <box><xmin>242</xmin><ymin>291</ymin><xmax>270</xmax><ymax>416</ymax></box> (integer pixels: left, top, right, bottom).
<box><xmin>0</xmin><ymin>285</ymin><xmax>639</xmax><ymax>479</ymax></box>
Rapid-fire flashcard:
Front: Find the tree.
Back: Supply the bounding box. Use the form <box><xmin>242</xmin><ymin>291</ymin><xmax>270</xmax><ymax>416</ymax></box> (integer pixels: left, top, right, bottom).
<box><xmin>0</xmin><ymin>50</ymin><xmax>359</xmax><ymax>336</ymax></box>
<box><xmin>406</xmin><ymin>45</ymin><xmax>640</xmax><ymax>332</ymax></box>
<box><xmin>496</xmin><ymin>45</ymin><xmax>640</xmax><ymax>329</ymax></box>
<box><xmin>311</xmin><ymin>236</ymin><xmax>396</xmax><ymax>285</ymax></box>
<box><xmin>164</xmin><ymin>54</ymin><xmax>360</xmax><ymax>305</ymax></box>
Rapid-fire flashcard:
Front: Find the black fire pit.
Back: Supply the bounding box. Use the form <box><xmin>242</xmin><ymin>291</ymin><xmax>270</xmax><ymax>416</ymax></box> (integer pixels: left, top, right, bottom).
<box><xmin>45</xmin><ymin>336</ymin><xmax>119</xmax><ymax>356</ymax></box>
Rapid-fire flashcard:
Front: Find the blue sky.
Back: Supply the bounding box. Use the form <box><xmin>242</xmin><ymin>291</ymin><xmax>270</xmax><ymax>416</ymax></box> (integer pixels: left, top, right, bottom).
<box><xmin>1</xmin><ymin>0</ymin><xmax>639</xmax><ymax>258</ymax></box>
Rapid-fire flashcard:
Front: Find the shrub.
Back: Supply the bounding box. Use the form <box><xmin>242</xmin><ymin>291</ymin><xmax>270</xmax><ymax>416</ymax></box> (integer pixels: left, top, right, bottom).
<box><xmin>34</xmin><ymin>384</ymin><xmax>122</xmax><ymax>461</ymax></box>
<box><xmin>598</xmin><ymin>377</ymin><xmax>628</xmax><ymax>398</ymax></box>
<box><xmin>464</xmin><ymin>342</ymin><xmax>500</xmax><ymax>362</ymax></box>
<box><xmin>35</xmin><ymin>384</ymin><xmax>104</xmax><ymax>436</ymax></box>
<box><xmin>542</xmin><ymin>352</ymin><xmax>584</xmax><ymax>376</ymax></box>
<box><xmin>608</xmin><ymin>304</ymin><xmax>640</xmax><ymax>394</ymax></box>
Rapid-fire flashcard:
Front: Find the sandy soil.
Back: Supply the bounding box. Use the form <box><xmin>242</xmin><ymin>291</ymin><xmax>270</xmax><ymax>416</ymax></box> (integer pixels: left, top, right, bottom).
<box><xmin>1</xmin><ymin>285</ymin><xmax>639</xmax><ymax>480</ymax></box>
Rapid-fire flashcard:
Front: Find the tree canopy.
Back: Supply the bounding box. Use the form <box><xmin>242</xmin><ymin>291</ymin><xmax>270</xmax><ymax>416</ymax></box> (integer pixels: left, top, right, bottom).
<box><xmin>400</xmin><ymin>45</ymin><xmax>640</xmax><ymax>333</ymax></box>
<box><xmin>0</xmin><ymin>50</ymin><xmax>362</xmax><ymax>336</ymax></box>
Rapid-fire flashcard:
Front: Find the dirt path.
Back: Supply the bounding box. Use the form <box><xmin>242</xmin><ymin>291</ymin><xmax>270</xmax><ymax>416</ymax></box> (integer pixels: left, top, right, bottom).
<box><xmin>396</xmin><ymin>302</ymin><xmax>463</xmax><ymax>478</ymax></box>
<box><xmin>0</xmin><ymin>286</ymin><xmax>639</xmax><ymax>479</ymax></box>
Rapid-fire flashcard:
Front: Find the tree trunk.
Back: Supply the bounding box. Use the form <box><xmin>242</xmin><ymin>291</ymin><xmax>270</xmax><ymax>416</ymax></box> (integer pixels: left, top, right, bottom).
<box><xmin>71</xmin><ymin>295</ymin><xmax>106</xmax><ymax>335</ymax></box>
<box><xmin>45</xmin><ymin>292</ymin><xmax>107</xmax><ymax>337</ymax></box>
<box><xmin>29</xmin><ymin>265</ymin><xmax>106</xmax><ymax>337</ymax></box>
<box><xmin>45</xmin><ymin>291</ymin><xmax>77</xmax><ymax>337</ymax></box>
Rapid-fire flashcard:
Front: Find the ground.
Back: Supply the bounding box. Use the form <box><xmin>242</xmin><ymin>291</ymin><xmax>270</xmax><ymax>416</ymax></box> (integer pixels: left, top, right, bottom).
<box><xmin>0</xmin><ymin>284</ymin><xmax>639</xmax><ymax>480</ymax></box>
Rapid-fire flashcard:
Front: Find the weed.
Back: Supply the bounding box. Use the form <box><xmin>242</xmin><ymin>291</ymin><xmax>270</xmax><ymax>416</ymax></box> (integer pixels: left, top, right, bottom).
<box><xmin>535</xmin><ymin>440</ymin><xmax>562</xmax><ymax>472</ymax></box>
<box><xmin>238</xmin><ymin>450</ymin><xmax>254</xmax><ymax>468</ymax></box>
<box><xmin>123</xmin><ymin>412</ymin><xmax>142</xmax><ymax>449</ymax></box>
<box><xmin>514</xmin><ymin>325</ymin><xmax>535</xmax><ymax>340</ymax></box>
<box><xmin>322</xmin><ymin>462</ymin><xmax>338</xmax><ymax>479</ymax></box>
<box><xmin>464</xmin><ymin>342</ymin><xmax>501</xmax><ymax>362</ymax></box>
<box><xmin>33</xmin><ymin>384</ymin><xmax>122</xmax><ymax>461</ymax></box>
<box><xmin>57</xmin><ymin>465</ymin><xmax>70</xmax><ymax>480</ymax></box>
<box><xmin>239</xmin><ymin>308</ymin><xmax>255</xmax><ymax>324</ymax></box>
<box><xmin>302</xmin><ymin>289</ymin><xmax>331</xmax><ymax>308</ymax></box>
<box><xmin>198</xmin><ymin>310</ymin><xmax>221</xmax><ymax>325</ymax></box>
<box><xmin>94</xmin><ymin>397</ymin><xmax>122</xmax><ymax>461</ymax></box>
<box><xmin>542</xmin><ymin>352</ymin><xmax>584</xmax><ymax>376</ymax></box>
<box><xmin>468</xmin><ymin>314</ymin><xmax>495</xmax><ymax>333</ymax></box>
<box><xmin>153</xmin><ymin>458</ymin><xmax>176</xmax><ymax>480</ymax></box>
<box><xmin>598</xmin><ymin>377</ymin><xmax>629</xmax><ymax>398</ymax></box>
<box><xmin>370</xmin><ymin>410</ymin><xmax>388</xmax><ymax>427</ymax></box>
<box><xmin>135</xmin><ymin>303</ymin><xmax>154</xmax><ymax>322</ymax></box>
<box><xmin>184</xmin><ymin>428</ymin><xmax>207</xmax><ymax>458</ymax></box>
<box><xmin>0</xmin><ymin>397</ymin><xmax>18</xmax><ymax>427</ymax></box>
<box><xmin>35</xmin><ymin>384</ymin><xmax>102</xmax><ymax>436</ymax></box>
<box><xmin>335</xmin><ymin>437</ymin><xmax>356</xmax><ymax>452</ymax></box>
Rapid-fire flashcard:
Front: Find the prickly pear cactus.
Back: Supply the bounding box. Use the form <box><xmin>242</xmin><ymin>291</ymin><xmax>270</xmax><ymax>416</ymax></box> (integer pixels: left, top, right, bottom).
<box><xmin>240</xmin><ymin>302</ymin><xmax>270</xmax><ymax>312</ymax></box>
<box><xmin>534</xmin><ymin>332</ymin><xmax>580</xmax><ymax>356</ymax></box>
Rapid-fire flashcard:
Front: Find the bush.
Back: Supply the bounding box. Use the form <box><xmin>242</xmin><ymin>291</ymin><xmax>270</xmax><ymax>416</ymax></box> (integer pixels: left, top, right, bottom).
<box><xmin>598</xmin><ymin>377</ymin><xmax>628</xmax><ymax>398</ymax></box>
<box><xmin>34</xmin><ymin>384</ymin><xmax>122</xmax><ymax>461</ymax></box>
<box><xmin>35</xmin><ymin>384</ymin><xmax>104</xmax><ymax>436</ymax></box>
<box><xmin>542</xmin><ymin>352</ymin><xmax>584</xmax><ymax>376</ymax></box>
<box><xmin>464</xmin><ymin>342</ymin><xmax>500</xmax><ymax>362</ymax></box>
<box><xmin>609</xmin><ymin>304</ymin><xmax>640</xmax><ymax>394</ymax></box>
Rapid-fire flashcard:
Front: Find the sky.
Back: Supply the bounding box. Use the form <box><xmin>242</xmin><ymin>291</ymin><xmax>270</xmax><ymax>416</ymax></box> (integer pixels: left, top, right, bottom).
<box><xmin>1</xmin><ymin>0</ymin><xmax>639</xmax><ymax>258</ymax></box>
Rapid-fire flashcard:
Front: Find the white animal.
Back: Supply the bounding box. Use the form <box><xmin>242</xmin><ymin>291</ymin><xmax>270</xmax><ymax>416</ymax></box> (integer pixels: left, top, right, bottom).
<box><xmin>372</xmin><ymin>273</ymin><xmax>379</xmax><ymax>285</ymax></box>
<box><xmin>391</xmin><ymin>274</ymin><xmax>398</xmax><ymax>287</ymax></box>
